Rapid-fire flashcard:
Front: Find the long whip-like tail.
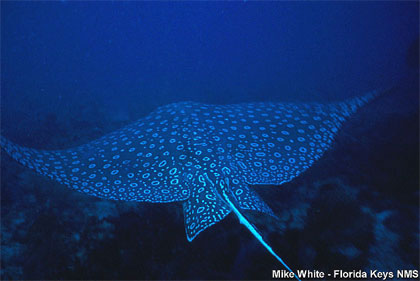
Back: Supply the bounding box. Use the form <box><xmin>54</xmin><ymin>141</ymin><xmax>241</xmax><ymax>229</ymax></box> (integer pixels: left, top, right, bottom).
<box><xmin>222</xmin><ymin>191</ymin><xmax>302</xmax><ymax>281</ymax></box>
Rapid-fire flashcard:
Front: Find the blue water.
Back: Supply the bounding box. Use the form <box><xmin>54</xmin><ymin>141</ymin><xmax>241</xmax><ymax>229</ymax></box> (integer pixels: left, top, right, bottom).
<box><xmin>1</xmin><ymin>2</ymin><xmax>418</xmax><ymax>280</ymax></box>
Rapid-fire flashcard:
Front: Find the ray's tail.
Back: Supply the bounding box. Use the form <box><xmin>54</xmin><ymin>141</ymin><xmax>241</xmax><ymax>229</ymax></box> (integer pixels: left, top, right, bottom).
<box><xmin>237</xmin><ymin>209</ymin><xmax>301</xmax><ymax>281</ymax></box>
<box><xmin>220</xmin><ymin>187</ymin><xmax>302</xmax><ymax>281</ymax></box>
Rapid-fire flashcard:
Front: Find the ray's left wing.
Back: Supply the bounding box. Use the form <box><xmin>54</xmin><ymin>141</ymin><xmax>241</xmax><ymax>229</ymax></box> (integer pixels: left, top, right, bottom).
<box><xmin>1</xmin><ymin>102</ymin><xmax>198</xmax><ymax>203</ymax></box>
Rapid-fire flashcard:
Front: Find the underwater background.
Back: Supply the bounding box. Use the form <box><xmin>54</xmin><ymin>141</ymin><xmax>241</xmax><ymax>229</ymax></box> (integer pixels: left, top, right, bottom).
<box><xmin>1</xmin><ymin>2</ymin><xmax>419</xmax><ymax>280</ymax></box>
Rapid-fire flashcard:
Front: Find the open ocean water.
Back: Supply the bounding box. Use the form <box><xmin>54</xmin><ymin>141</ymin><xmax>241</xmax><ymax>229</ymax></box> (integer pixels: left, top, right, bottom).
<box><xmin>1</xmin><ymin>2</ymin><xmax>419</xmax><ymax>280</ymax></box>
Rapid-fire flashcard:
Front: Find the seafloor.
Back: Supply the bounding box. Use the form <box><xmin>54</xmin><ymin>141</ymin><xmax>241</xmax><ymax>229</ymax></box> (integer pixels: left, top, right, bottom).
<box><xmin>1</xmin><ymin>73</ymin><xmax>418</xmax><ymax>279</ymax></box>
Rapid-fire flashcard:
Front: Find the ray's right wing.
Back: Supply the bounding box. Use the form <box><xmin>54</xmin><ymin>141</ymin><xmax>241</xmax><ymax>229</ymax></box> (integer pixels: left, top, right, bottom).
<box><xmin>188</xmin><ymin>91</ymin><xmax>379</xmax><ymax>186</ymax></box>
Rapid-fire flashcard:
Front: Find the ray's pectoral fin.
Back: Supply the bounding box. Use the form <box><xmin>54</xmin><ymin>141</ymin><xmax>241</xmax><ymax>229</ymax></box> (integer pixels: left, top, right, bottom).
<box><xmin>231</xmin><ymin>182</ymin><xmax>277</xmax><ymax>219</ymax></box>
<box><xmin>223</xmin><ymin>164</ymin><xmax>277</xmax><ymax>218</ymax></box>
<box><xmin>182</xmin><ymin>174</ymin><xmax>231</xmax><ymax>242</ymax></box>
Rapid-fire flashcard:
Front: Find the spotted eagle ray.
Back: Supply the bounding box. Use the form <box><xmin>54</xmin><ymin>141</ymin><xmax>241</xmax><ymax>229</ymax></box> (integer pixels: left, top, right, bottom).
<box><xmin>1</xmin><ymin>91</ymin><xmax>380</xmax><ymax>280</ymax></box>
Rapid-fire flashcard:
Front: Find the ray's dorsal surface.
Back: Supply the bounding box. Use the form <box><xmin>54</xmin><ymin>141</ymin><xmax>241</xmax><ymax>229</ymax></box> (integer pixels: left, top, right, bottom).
<box><xmin>0</xmin><ymin>91</ymin><xmax>380</xmax><ymax>278</ymax></box>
